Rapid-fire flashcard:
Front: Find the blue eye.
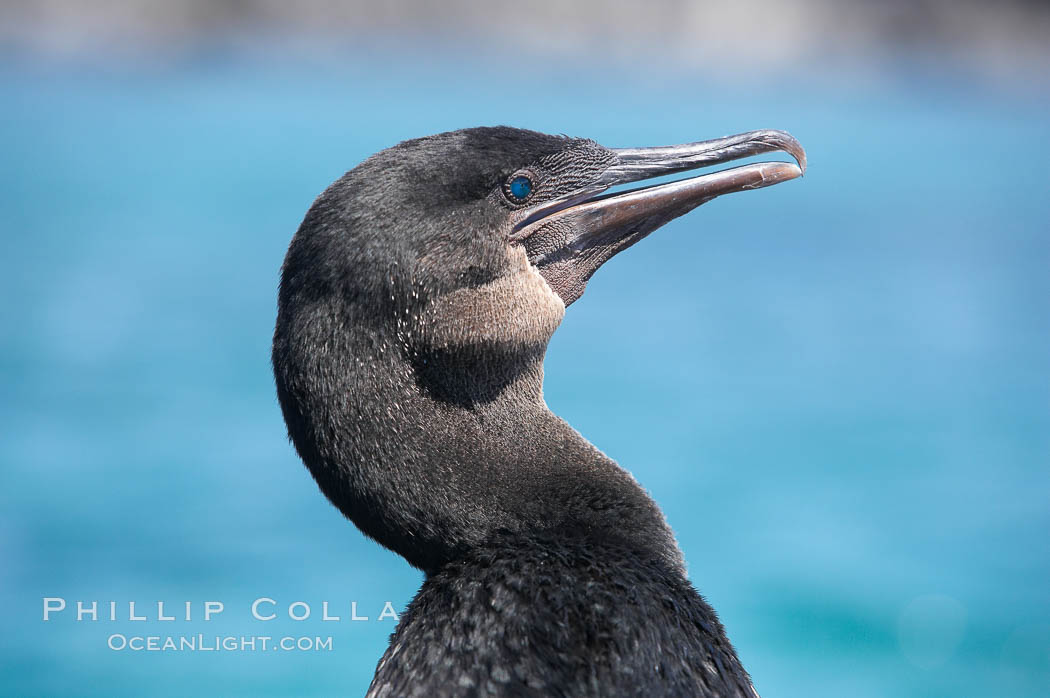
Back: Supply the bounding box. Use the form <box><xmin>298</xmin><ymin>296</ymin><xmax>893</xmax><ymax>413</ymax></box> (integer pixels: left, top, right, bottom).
<box><xmin>508</xmin><ymin>175</ymin><xmax>533</xmax><ymax>201</ymax></box>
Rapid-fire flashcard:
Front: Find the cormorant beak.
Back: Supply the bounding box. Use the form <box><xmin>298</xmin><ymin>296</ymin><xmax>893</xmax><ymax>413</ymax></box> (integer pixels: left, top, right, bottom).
<box><xmin>513</xmin><ymin>130</ymin><xmax>806</xmax><ymax>306</ymax></box>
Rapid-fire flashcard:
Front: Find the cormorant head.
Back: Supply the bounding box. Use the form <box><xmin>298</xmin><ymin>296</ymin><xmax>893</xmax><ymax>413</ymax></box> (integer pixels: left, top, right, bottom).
<box><xmin>281</xmin><ymin>126</ymin><xmax>805</xmax><ymax>365</ymax></box>
<box><xmin>274</xmin><ymin>126</ymin><xmax>805</xmax><ymax>571</ymax></box>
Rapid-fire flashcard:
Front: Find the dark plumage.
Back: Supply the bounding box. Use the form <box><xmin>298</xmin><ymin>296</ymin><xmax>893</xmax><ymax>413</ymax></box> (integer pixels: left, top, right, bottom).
<box><xmin>373</xmin><ymin>534</ymin><xmax>751</xmax><ymax>697</ymax></box>
<box><xmin>273</xmin><ymin>126</ymin><xmax>805</xmax><ymax>697</ymax></box>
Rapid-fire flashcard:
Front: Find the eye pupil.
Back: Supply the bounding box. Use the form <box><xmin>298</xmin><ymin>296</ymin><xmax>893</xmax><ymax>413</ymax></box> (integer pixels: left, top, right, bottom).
<box><xmin>509</xmin><ymin>175</ymin><xmax>532</xmax><ymax>200</ymax></box>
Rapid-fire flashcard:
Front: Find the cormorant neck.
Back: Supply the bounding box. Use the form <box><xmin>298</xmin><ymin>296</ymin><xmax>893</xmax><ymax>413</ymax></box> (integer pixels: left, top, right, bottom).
<box><xmin>274</xmin><ymin>292</ymin><xmax>683</xmax><ymax>577</ymax></box>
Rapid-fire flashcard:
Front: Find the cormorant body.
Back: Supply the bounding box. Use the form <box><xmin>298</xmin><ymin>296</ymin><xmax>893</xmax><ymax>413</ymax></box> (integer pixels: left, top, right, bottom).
<box><xmin>273</xmin><ymin>127</ymin><xmax>805</xmax><ymax>697</ymax></box>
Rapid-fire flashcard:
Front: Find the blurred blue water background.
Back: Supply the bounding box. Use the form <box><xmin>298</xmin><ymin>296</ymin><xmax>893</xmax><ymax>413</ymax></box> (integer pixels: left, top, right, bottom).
<box><xmin>1</xmin><ymin>50</ymin><xmax>1048</xmax><ymax>697</ymax></box>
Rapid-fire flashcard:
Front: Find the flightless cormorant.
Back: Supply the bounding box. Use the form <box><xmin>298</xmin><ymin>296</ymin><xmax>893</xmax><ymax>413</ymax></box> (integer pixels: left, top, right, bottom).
<box><xmin>273</xmin><ymin>127</ymin><xmax>806</xmax><ymax>697</ymax></box>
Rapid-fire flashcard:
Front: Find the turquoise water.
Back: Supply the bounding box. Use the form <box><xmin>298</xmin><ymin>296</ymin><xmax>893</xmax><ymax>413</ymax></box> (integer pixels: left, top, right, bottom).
<box><xmin>1</xmin><ymin>58</ymin><xmax>1048</xmax><ymax>696</ymax></box>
